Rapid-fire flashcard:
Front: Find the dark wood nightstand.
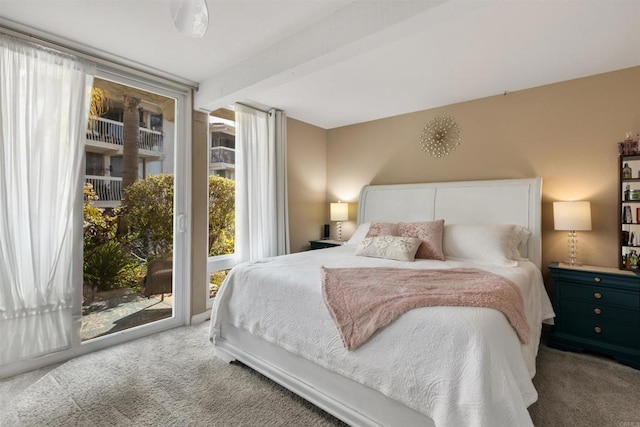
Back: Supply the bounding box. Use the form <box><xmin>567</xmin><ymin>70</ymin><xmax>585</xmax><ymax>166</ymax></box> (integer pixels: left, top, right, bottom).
<box><xmin>548</xmin><ymin>262</ymin><xmax>640</xmax><ymax>369</ymax></box>
<box><xmin>309</xmin><ymin>239</ymin><xmax>344</xmax><ymax>250</ymax></box>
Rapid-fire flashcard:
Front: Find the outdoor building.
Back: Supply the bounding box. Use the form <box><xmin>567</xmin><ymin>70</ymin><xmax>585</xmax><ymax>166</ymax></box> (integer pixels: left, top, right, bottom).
<box><xmin>84</xmin><ymin>79</ymin><xmax>176</xmax><ymax>208</ymax></box>
<box><xmin>209</xmin><ymin>122</ymin><xmax>235</xmax><ymax>180</ymax></box>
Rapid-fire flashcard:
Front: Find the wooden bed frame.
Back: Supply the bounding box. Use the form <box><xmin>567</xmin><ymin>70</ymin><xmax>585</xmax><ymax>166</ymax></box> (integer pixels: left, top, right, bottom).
<box><xmin>214</xmin><ymin>177</ymin><xmax>543</xmax><ymax>426</ymax></box>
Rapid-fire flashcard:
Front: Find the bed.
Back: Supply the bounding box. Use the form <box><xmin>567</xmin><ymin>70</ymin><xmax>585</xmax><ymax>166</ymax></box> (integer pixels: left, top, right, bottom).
<box><xmin>209</xmin><ymin>177</ymin><xmax>555</xmax><ymax>427</ymax></box>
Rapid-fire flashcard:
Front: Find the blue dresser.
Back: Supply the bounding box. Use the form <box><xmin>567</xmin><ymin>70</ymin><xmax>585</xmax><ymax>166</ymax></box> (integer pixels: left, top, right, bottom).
<box><xmin>548</xmin><ymin>262</ymin><xmax>640</xmax><ymax>369</ymax></box>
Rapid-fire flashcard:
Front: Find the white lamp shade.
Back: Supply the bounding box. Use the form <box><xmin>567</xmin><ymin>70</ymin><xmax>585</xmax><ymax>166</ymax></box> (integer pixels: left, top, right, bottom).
<box><xmin>553</xmin><ymin>201</ymin><xmax>592</xmax><ymax>231</ymax></box>
<box><xmin>330</xmin><ymin>202</ymin><xmax>349</xmax><ymax>221</ymax></box>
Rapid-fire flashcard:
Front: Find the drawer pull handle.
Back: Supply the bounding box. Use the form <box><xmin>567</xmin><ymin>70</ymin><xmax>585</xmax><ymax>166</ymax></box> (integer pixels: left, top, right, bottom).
<box><xmin>593</xmin><ymin>292</ymin><xmax>602</xmax><ymax>299</ymax></box>
<box><xmin>594</xmin><ymin>308</ymin><xmax>602</xmax><ymax>315</ymax></box>
<box><xmin>594</xmin><ymin>326</ymin><xmax>602</xmax><ymax>334</ymax></box>
<box><xmin>594</xmin><ymin>277</ymin><xmax>601</xmax><ymax>283</ymax></box>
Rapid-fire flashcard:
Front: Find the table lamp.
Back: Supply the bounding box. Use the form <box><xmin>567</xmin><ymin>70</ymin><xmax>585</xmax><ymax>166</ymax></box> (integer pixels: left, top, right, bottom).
<box><xmin>330</xmin><ymin>202</ymin><xmax>349</xmax><ymax>242</ymax></box>
<box><xmin>553</xmin><ymin>201</ymin><xmax>592</xmax><ymax>265</ymax></box>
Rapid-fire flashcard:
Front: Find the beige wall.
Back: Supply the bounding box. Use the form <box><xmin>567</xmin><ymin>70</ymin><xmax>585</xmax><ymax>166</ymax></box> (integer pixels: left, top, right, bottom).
<box><xmin>191</xmin><ymin>65</ymin><xmax>640</xmax><ymax>316</ymax></box>
<box><xmin>287</xmin><ymin>118</ymin><xmax>329</xmax><ymax>253</ymax></box>
<box><xmin>326</xmin><ymin>66</ymin><xmax>640</xmax><ymax>292</ymax></box>
<box><xmin>190</xmin><ymin>110</ymin><xmax>209</xmax><ymax>317</ymax></box>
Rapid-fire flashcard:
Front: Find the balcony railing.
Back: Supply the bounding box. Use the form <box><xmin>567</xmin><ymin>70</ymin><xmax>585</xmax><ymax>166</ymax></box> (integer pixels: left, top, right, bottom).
<box><xmin>86</xmin><ymin>175</ymin><xmax>122</xmax><ymax>204</ymax></box>
<box><xmin>210</xmin><ymin>147</ymin><xmax>235</xmax><ymax>168</ymax></box>
<box><xmin>87</xmin><ymin>117</ymin><xmax>164</xmax><ymax>152</ymax></box>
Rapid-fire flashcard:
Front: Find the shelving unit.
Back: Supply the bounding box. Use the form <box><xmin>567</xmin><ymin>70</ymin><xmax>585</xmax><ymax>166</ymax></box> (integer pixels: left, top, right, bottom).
<box><xmin>619</xmin><ymin>154</ymin><xmax>640</xmax><ymax>270</ymax></box>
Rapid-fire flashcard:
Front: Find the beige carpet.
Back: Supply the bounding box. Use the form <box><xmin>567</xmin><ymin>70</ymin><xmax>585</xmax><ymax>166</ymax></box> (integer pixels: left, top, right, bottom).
<box><xmin>1</xmin><ymin>323</ymin><xmax>639</xmax><ymax>426</ymax></box>
<box><xmin>529</xmin><ymin>337</ymin><xmax>640</xmax><ymax>426</ymax></box>
<box><xmin>0</xmin><ymin>322</ymin><xmax>343</xmax><ymax>427</ymax></box>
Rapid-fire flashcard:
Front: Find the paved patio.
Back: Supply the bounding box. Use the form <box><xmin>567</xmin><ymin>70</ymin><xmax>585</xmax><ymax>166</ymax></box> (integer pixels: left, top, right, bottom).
<box><xmin>81</xmin><ymin>288</ymin><xmax>172</xmax><ymax>341</ymax></box>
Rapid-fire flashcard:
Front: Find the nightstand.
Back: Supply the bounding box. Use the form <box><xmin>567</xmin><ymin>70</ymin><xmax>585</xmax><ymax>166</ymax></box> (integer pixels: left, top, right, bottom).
<box><xmin>309</xmin><ymin>239</ymin><xmax>344</xmax><ymax>250</ymax></box>
<box><xmin>548</xmin><ymin>262</ymin><xmax>640</xmax><ymax>369</ymax></box>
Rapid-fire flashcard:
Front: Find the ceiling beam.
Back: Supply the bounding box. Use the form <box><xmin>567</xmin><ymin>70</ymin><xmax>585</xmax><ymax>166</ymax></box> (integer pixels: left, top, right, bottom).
<box><xmin>194</xmin><ymin>0</ymin><xmax>447</xmax><ymax>113</ymax></box>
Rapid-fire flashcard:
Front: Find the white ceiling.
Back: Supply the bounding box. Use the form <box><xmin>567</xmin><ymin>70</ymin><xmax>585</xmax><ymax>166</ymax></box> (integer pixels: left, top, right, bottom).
<box><xmin>1</xmin><ymin>0</ymin><xmax>639</xmax><ymax>129</ymax></box>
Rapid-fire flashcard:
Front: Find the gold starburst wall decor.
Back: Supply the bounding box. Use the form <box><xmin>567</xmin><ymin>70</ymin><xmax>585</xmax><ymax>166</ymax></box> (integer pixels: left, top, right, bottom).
<box><xmin>420</xmin><ymin>116</ymin><xmax>461</xmax><ymax>158</ymax></box>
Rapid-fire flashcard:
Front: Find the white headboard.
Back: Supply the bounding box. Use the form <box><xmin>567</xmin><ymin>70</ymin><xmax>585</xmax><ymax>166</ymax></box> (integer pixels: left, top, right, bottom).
<box><xmin>356</xmin><ymin>177</ymin><xmax>543</xmax><ymax>269</ymax></box>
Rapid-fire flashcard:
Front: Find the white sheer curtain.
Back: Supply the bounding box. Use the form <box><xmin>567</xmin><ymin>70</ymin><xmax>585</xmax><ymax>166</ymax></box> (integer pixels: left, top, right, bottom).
<box><xmin>0</xmin><ymin>35</ymin><xmax>95</xmax><ymax>365</ymax></box>
<box><xmin>235</xmin><ymin>104</ymin><xmax>289</xmax><ymax>262</ymax></box>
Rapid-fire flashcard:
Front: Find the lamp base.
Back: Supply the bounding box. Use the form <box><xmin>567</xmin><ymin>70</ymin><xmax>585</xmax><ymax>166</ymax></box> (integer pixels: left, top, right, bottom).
<box><xmin>565</xmin><ymin>230</ymin><xmax>582</xmax><ymax>267</ymax></box>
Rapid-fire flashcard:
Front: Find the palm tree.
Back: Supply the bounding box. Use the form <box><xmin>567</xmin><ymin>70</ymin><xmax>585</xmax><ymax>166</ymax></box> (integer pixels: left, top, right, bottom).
<box><xmin>122</xmin><ymin>94</ymin><xmax>140</xmax><ymax>191</ymax></box>
<box><xmin>116</xmin><ymin>94</ymin><xmax>140</xmax><ymax>238</ymax></box>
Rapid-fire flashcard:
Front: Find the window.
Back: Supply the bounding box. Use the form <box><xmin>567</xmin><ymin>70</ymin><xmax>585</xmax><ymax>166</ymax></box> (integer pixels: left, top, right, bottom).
<box><xmin>207</xmin><ymin>112</ymin><xmax>236</xmax><ymax>308</ymax></box>
<box><xmin>86</xmin><ymin>152</ymin><xmax>105</xmax><ymax>176</ymax></box>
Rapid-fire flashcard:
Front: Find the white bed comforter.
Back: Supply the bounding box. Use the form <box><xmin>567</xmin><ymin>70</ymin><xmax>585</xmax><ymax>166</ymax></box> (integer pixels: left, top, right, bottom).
<box><xmin>210</xmin><ymin>245</ymin><xmax>555</xmax><ymax>427</ymax></box>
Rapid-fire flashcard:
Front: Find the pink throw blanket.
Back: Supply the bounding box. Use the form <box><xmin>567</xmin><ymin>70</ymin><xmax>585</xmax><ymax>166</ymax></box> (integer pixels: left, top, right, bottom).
<box><xmin>321</xmin><ymin>267</ymin><xmax>530</xmax><ymax>350</ymax></box>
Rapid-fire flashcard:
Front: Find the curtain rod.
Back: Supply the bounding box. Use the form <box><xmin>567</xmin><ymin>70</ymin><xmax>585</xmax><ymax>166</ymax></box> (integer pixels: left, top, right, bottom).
<box><xmin>0</xmin><ymin>20</ymin><xmax>198</xmax><ymax>93</ymax></box>
<box><xmin>236</xmin><ymin>102</ymin><xmax>278</xmax><ymax>115</ymax></box>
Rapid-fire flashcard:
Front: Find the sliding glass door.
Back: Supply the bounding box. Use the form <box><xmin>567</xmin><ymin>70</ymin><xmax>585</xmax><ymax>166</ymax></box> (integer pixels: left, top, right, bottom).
<box><xmin>81</xmin><ymin>76</ymin><xmax>184</xmax><ymax>341</ymax></box>
<box><xmin>78</xmin><ymin>69</ymin><xmax>191</xmax><ymax>350</ymax></box>
<box><xmin>0</xmin><ymin>62</ymin><xmax>191</xmax><ymax>378</ymax></box>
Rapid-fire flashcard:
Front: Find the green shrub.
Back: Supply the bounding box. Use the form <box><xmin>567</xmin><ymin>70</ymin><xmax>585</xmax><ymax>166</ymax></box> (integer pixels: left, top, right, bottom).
<box><xmin>121</xmin><ymin>174</ymin><xmax>174</xmax><ymax>259</ymax></box>
<box><xmin>83</xmin><ymin>182</ymin><xmax>117</xmax><ymax>251</ymax></box>
<box><xmin>83</xmin><ymin>173</ymin><xmax>235</xmax><ymax>293</ymax></box>
<box><xmin>84</xmin><ymin>241</ymin><xmax>137</xmax><ymax>291</ymax></box>
<box><xmin>208</xmin><ymin>176</ymin><xmax>235</xmax><ymax>256</ymax></box>
<box><xmin>120</xmin><ymin>174</ymin><xmax>235</xmax><ymax>258</ymax></box>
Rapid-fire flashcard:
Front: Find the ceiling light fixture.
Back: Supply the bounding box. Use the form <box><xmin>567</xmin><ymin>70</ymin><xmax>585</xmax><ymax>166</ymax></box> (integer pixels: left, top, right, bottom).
<box><xmin>169</xmin><ymin>0</ymin><xmax>209</xmax><ymax>38</ymax></box>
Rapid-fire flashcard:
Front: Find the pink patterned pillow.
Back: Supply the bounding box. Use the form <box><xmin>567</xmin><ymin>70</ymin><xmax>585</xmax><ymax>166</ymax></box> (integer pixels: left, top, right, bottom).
<box><xmin>398</xmin><ymin>220</ymin><xmax>445</xmax><ymax>260</ymax></box>
<box><xmin>365</xmin><ymin>222</ymin><xmax>399</xmax><ymax>238</ymax></box>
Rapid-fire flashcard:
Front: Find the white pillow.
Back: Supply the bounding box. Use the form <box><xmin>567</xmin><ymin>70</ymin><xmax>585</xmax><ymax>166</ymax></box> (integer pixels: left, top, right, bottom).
<box><xmin>355</xmin><ymin>236</ymin><xmax>422</xmax><ymax>262</ymax></box>
<box><xmin>345</xmin><ymin>222</ymin><xmax>371</xmax><ymax>246</ymax></box>
<box><xmin>443</xmin><ymin>224</ymin><xmax>527</xmax><ymax>266</ymax></box>
<box><xmin>512</xmin><ymin>226</ymin><xmax>531</xmax><ymax>260</ymax></box>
